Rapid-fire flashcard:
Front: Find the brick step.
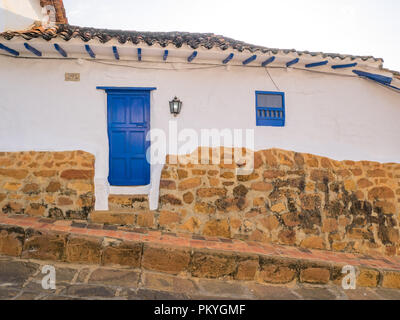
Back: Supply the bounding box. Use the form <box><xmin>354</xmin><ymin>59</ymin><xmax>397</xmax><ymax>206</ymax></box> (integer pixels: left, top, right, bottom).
<box><xmin>1</xmin><ymin>214</ymin><xmax>400</xmax><ymax>290</ymax></box>
<box><xmin>108</xmin><ymin>194</ymin><xmax>149</xmax><ymax>212</ymax></box>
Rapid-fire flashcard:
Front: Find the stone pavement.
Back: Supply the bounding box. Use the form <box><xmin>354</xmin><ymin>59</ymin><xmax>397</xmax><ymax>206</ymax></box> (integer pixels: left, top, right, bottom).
<box><xmin>1</xmin><ymin>255</ymin><xmax>400</xmax><ymax>300</ymax></box>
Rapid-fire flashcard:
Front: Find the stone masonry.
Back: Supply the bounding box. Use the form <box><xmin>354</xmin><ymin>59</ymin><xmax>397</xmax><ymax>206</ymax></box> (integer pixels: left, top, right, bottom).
<box><xmin>0</xmin><ymin>151</ymin><xmax>95</xmax><ymax>219</ymax></box>
<box><xmin>2</xmin><ymin>147</ymin><xmax>400</xmax><ymax>258</ymax></box>
<box><xmin>157</xmin><ymin>147</ymin><xmax>400</xmax><ymax>257</ymax></box>
<box><xmin>2</xmin><ymin>214</ymin><xmax>400</xmax><ymax>291</ymax></box>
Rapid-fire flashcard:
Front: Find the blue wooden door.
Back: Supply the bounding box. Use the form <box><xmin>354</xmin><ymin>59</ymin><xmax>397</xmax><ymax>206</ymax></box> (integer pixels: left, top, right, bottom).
<box><xmin>107</xmin><ymin>91</ymin><xmax>150</xmax><ymax>186</ymax></box>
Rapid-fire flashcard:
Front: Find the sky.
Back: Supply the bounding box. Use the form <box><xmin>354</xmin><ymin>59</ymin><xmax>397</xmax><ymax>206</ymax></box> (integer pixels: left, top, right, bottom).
<box><xmin>63</xmin><ymin>0</ymin><xmax>400</xmax><ymax>71</ymax></box>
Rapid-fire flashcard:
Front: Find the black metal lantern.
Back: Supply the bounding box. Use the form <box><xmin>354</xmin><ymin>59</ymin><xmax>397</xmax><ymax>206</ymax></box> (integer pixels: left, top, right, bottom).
<box><xmin>169</xmin><ymin>96</ymin><xmax>182</xmax><ymax>117</ymax></box>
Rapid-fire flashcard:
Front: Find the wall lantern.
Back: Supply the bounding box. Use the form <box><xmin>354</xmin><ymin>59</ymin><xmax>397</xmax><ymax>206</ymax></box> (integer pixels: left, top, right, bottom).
<box><xmin>169</xmin><ymin>96</ymin><xmax>182</xmax><ymax>117</ymax></box>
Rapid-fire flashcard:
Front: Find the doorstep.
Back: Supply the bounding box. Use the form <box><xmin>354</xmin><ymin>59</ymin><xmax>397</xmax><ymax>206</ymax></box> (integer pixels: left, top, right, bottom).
<box><xmin>1</xmin><ymin>214</ymin><xmax>400</xmax><ymax>289</ymax></box>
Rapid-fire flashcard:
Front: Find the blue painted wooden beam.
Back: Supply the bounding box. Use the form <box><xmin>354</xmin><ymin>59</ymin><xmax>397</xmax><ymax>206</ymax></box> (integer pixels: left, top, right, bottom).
<box><xmin>163</xmin><ymin>50</ymin><xmax>169</xmax><ymax>61</ymax></box>
<box><xmin>352</xmin><ymin>70</ymin><xmax>392</xmax><ymax>85</ymax></box>
<box><xmin>24</xmin><ymin>43</ymin><xmax>42</xmax><ymax>57</ymax></box>
<box><xmin>222</xmin><ymin>53</ymin><xmax>234</xmax><ymax>64</ymax></box>
<box><xmin>261</xmin><ymin>56</ymin><xmax>275</xmax><ymax>67</ymax></box>
<box><xmin>85</xmin><ymin>44</ymin><xmax>96</xmax><ymax>58</ymax></box>
<box><xmin>305</xmin><ymin>60</ymin><xmax>328</xmax><ymax>68</ymax></box>
<box><xmin>54</xmin><ymin>43</ymin><xmax>67</xmax><ymax>57</ymax></box>
<box><xmin>97</xmin><ymin>86</ymin><xmax>157</xmax><ymax>91</ymax></box>
<box><xmin>242</xmin><ymin>55</ymin><xmax>257</xmax><ymax>65</ymax></box>
<box><xmin>112</xmin><ymin>46</ymin><xmax>119</xmax><ymax>60</ymax></box>
<box><xmin>187</xmin><ymin>51</ymin><xmax>198</xmax><ymax>62</ymax></box>
<box><xmin>286</xmin><ymin>58</ymin><xmax>299</xmax><ymax>67</ymax></box>
<box><xmin>137</xmin><ymin>48</ymin><xmax>142</xmax><ymax>61</ymax></box>
<box><xmin>0</xmin><ymin>43</ymin><xmax>19</xmax><ymax>56</ymax></box>
<box><xmin>331</xmin><ymin>62</ymin><xmax>357</xmax><ymax>69</ymax></box>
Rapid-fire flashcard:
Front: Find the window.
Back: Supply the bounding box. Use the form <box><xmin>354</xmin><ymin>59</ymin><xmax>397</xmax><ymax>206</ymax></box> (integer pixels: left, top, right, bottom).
<box><xmin>255</xmin><ymin>91</ymin><xmax>285</xmax><ymax>127</ymax></box>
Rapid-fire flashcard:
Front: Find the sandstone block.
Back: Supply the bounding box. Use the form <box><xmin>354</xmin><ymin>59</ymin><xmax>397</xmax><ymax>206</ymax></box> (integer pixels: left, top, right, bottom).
<box><xmin>46</xmin><ymin>181</ymin><xmax>62</xmax><ymax>193</ymax></box>
<box><xmin>382</xmin><ymin>272</ymin><xmax>400</xmax><ymax>289</ymax></box>
<box><xmin>60</xmin><ymin>169</ymin><xmax>94</xmax><ymax>180</ymax></box>
<box><xmin>258</xmin><ymin>259</ymin><xmax>296</xmax><ymax>284</ymax></box>
<box><xmin>194</xmin><ymin>202</ymin><xmax>216</xmax><ymax>214</ymax></box>
<box><xmin>368</xmin><ymin>186</ymin><xmax>395</xmax><ymax>200</ymax></box>
<box><xmin>203</xmin><ymin>219</ymin><xmax>230</xmax><ymax>238</ymax></box>
<box><xmin>160</xmin><ymin>180</ymin><xmax>176</xmax><ymax>190</ymax></box>
<box><xmin>159</xmin><ymin>194</ymin><xmax>182</xmax><ymax>206</ymax></box>
<box><xmin>260</xmin><ymin>215</ymin><xmax>280</xmax><ymax>231</ymax></box>
<box><xmin>300</xmin><ymin>236</ymin><xmax>326</xmax><ymax>250</ymax></box>
<box><xmin>251</xmin><ymin>182</ymin><xmax>273</xmax><ymax>192</ymax></box>
<box><xmin>90</xmin><ymin>211</ymin><xmax>135</xmax><ymax>225</ymax></box>
<box><xmin>183</xmin><ymin>192</ymin><xmax>194</xmax><ymax>204</ymax></box>
<box><xmin>191</xmin><ymin>251</ymin><xmax>237</xmax><ymax>278</ymax></box>
<box><xmin>357</xmin><ymin>268</ymin><xmax>380</xmax><ymax>288</ymax></box>
<box><xmin>142</xmin><ymin>244</ymin><xmax>191</xmax><ymax>275</ymax></box>
<box><xmin>3</xmin><ymin>182</ymin><xmax>22</xmax><ymax>192</ymax></box>
<box><xmin>102</xmin><ymin>241</ymin><xmax>142</xmax><ymax>268</ymax></box>
<box><xmin>0</xmin><ymin>226</ymin><xmax>25</xmax><ymax>257</ymax></box>
<box><xmin>136</xmin><ymin>211</ymin><xmax>154</xmax><ymax>228</ymax></box>
<box><xmin>23</xmin><ymin>231</ymin><xmax>66</xmax><ymax>261</ymax></box>
<box><xmin>159</xmin><ymin>210</ymin><xmax>181</xmax><ymax>226</ymax></box>
<box><xmin>0</xmin><ymin>169</ymin><xmax>28</xmax><ymax>179</ymax></box>
<box><xmin>178</xmin><ymin>177</ymin><xmax>202</xmax><ymax>191</ymax></box>
<box><xmin>66</xmin><ymin>236</ymin><xmax>102</xmax><ymax>264</ymax></box>
<box><xmin>271</xmin><ymin>203</ymin><xmax>286</xmax><ymax>213</ymax></box>
<box><xmin>179</xmin><ymin>217</ymin><xmax>201</xmax><ymax>233</ymax></box>
<box><xmin>278</xmin><ymin>230</ymin><xmax>296</xmax><ymax>245</ymax></box>
<box><xmin>33</xmin><ymin>170</ymin><xmax>57</xmax><ymax>177</ymax></box>
<box><xmin>197</xmin><ymin>188</ymin><xmax>227</xmax><ymax>198</ymax></box>
<box><xmin>300</xmin><ymin>267</ymin><xmax>330</xmax><ymax>284</ymax></box>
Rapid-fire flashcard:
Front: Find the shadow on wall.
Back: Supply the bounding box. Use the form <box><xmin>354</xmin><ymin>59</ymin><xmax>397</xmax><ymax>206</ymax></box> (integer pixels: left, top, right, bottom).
<box><xmin>0</xmin><ymin>0</ymin><xmax>43</xmax><ymax>32</ymax></box>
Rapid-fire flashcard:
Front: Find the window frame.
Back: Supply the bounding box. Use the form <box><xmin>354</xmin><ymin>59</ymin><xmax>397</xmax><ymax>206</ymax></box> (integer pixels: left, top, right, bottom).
<box><xmin>255</xmin><ymin>91</ymin><xmax>285</xmax><ymax>127</ymax></box>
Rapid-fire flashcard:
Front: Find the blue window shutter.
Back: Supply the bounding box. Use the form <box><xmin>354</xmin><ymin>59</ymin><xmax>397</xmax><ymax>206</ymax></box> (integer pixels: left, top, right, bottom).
<box><xmin>255</xmin><ymin>91</ymin><xmax>285</xmax><ymax>127</ymax></box>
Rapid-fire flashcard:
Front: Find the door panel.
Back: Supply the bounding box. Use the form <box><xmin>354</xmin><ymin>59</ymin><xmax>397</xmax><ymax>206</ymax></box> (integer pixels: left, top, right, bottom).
<box><xmin>129</xmin><ymin>97</ymin><xmax>146</xmax><ymax>124</ymax></box>
<box><xmin>110</xmin><ymin>97</ymin><xmax>127</xmax><ymax>124</ymax></box>
<box><xmin>129</xmin><ymin>131</ymin><xmax>146</xmax><ymax>155</ymax></box>
<box><xmin>107</xmin><ymin>92</ymin><xmax>150</xmax><ymax>186</ymax></box>
<box><xmin>110</xmin><ymin>131</ymin><xmax>126</xmax><ymax>153</ymax></box>
<box><xmin>110</xmin><ymin>158</ymin><xmax>127</xmax><ymax>181</ymax></box>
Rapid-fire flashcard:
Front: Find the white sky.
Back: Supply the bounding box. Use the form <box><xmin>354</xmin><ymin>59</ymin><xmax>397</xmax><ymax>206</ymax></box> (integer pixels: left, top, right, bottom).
<box><xmin>64</xmin><ymin>0</ymin><xmax>400</xmax><ymax>72</ymax></box>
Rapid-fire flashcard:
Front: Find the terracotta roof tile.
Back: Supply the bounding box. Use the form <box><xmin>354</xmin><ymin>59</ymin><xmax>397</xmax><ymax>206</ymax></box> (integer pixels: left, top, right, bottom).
<box><xmin>0</xmin><ymin>24</ymin><xmax>382</xmax><ymax>63</ymax></box>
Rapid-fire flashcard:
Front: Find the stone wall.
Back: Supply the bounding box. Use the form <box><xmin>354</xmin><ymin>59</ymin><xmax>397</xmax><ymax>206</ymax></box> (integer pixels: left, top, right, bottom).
<box><xmin>0</xmin><ymin>151</ymin><xmax>95</xmax><ymax>219</ymax></box>
<box><xmin>2</xmin><ymin>148</ymin><xmax>400</xmax><ymax>258</ymax></box>
<box><xmin>158</xmin><ymin>148</ymin><xmax>400</xmax><ymax>257</ymax></box>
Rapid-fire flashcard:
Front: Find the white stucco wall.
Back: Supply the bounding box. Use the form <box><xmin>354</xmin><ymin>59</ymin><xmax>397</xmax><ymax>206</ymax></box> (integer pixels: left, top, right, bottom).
<box><xmin>0</xmin><ymin>53</ymin><xmax>399</xmax><ymax>210</ymax></box>
<box><xmin>0</xmin><ymin>0</ymin><xmax>44</xmax><ymax>32</ymax></box>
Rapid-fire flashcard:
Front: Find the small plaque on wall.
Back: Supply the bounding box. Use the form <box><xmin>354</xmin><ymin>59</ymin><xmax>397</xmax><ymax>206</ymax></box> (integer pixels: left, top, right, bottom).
<box><xmin>65</xmin><ymin>73</ymin><xmax>80</xmax><ymax>81</ymax></box>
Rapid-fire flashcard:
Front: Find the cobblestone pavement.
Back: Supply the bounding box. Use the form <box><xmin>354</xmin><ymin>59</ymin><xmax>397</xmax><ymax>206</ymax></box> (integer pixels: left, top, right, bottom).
<box><xmin>1</xmin><ymin>255</ymin><xmax>400</xmax><ymax>300</ymax></box>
